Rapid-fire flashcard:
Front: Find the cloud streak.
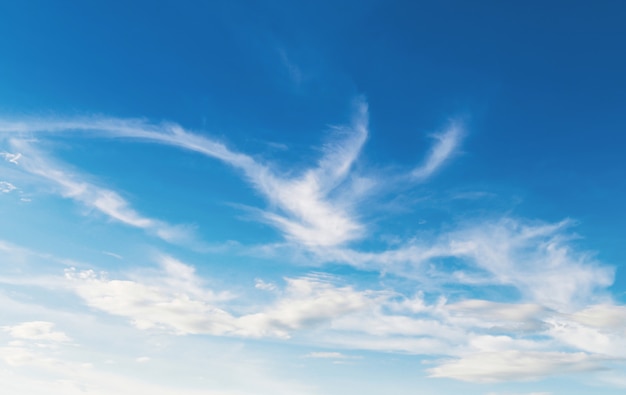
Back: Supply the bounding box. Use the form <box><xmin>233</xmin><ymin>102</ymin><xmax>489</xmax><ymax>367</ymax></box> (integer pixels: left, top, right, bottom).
<box><xmin>2</xmin><ymin>321</ymin><xmax>70</xmax><ymax>343</ymax></box>
<box><xmin>428</xmin><ymin>351</ymin><xmax>605</xmax><ymax>382</ymax></box>
<box><xmin>412</xmin><ymin>123</ymin><xmax>463</xmax><ymax>181</ymax></box>
<box><xmin>315</xmin><ymin>217</ymin><xmax>613</xmax><ymax>310</ymax></box>
<box><xmin>0</xmin><ymin>99</ymin><xmax>461</xmax><ymax>248</ymax></box>
<box><xmin>5</xmin><ymin>139</ymin><xmax>196</xmax><ymax>245</ymax></box>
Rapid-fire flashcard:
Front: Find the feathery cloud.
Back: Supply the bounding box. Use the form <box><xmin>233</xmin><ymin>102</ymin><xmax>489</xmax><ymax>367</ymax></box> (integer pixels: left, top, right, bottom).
<box><xmin>1</xmin><ymin>151</ymin><xmax>21</xmax><ymax>164</ymax></box>
<box><xmin>6</xmin><ymin>139</ymin><xmax>196</xmax><ymax>245</ymax></box>
<box><xmin>316</xmin><ymin>218</ymin><xmax>613</xmax><ymax>310</ymax></box>
<box><xmin>412</xmin><ymin>123</ymin><xmax>463</xmax><ymax>181</ymax></box>
<box><xmin>0</xmin><ymin>99</ymin><xmax>458</xmax><ymax>248</ymax></box>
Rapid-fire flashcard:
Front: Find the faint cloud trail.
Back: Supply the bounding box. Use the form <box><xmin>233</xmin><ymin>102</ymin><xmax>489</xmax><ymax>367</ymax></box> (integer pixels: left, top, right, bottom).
<box><xmin>412</xmin><ymin>122</ymin><xmax>464</xmax><ymax>181</ymax></box>
<box><xmin>7</xmin><ymin>139</ymin><xmax>196</xmax><ymax>245</ymax></box>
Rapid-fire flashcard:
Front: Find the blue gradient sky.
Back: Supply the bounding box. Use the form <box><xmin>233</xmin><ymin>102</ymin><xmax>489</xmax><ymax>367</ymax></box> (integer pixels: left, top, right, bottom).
<box><xmin>1</xmin><ymin>1</ymin><xmax>626</xmax><ymax>394</ymax></box>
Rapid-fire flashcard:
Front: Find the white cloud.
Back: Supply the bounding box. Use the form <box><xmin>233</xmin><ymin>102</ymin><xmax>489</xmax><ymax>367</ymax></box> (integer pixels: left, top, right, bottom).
<box><xmin>0</xmin><ymin>345</ymin><xmax>301</xmax><ymax>395</ymax></box>
<box><xmin>2</xmin><ymin>321</ymin><xmax>70</xmax><ymax>343</ymax></box>
<box><xmin>235</xmin><ymin>275</ymin><xmax>373</xmax><ymax>338</ymax></box>
<box><xmin>2</xmin><ymin>244</ymin><xmax>625</xmax><ymax>383</ymax></box>
<box><xmin>596</xmin><ymin>370</ymin><xmax>626</xmax><ymax>388</ymax></box>
<box><xmin>3</xmin><ymin>107</ymin><xmax>626</xmax><ymax>386</ymax></box>
<box><xmin>312</xmin><ymin>332</ymin><xmax>451</xmax><ymax>355</ymax></box>
<box><xmin>428</xmin><ymin>351</ymin><xmax>604</xmax><ymax>382</ymax></box>
<box><xmin>0</xmin><ymin>151</ymin><xmax>21</xmax><ymax>164</ymax></box>
<box><xmin>0</xmin><ymin>181</ymin><xmax>16</xmax><ymax>193</ymax></box>
<box><xmin>304</xmin><ymin>351</ymin><xmax>352</xmax><ymax>359</ymax></box>
<box><xmin>7</xmin><ymin>139</ymin><xmax>196</xmax><ymax>245</ymax></box>
<box><xmin>331</xmin><ymin>309</ymin><xmax>463</xmax><ymax>341</ymax></box>
<box><xmin>255</xmin><ymin>279</ymin><xmax>277</xmax><ymax>291</ymax></box>
<box><xmin>317</xmin><ymin>218</ymin><xmax>614</xmax><ymax>310</ymax></box>
<box><xmin>445</xmin><ymin>300</ymin><xmax>548</xmax><ymax>332</ymax></box>
<box><xmin>0</xmin><ymin>101</ymin><xmax>461</xmax><ymax>248</ymax></box>
<box><xmin>66</xmin><ymin>262</ymin><xmax>376</xmax><ymax>339</ymax></box>
<box><xmin>278</xmin><ymin>48</ymin><xmax>304</xmax><ymax>86</ymax></box>
<box><xmin>447</xmin><ymin>300</ymin><xmax>545</xmax><ymax>322</ymax></box>
<box><xmin>3</xmin><ymin>114</ymin><xmax>364</xmax><ymax>247</ymax></box>
<box><xmin>0</xmin><ymin>284</ymin><xmax>317</xmax><ymax>395</ymax></box>
<box><xmin>64</xmin><ymin>260</ymin><xmax>236</xmax><ymax>336</ymax></box>
<box><xmin>442</xmin><ymin>219</ymin><xmax>614</xmax><ymax>310</ymax></box>
<box><xmin>569</xmin><ymin>304</ymin><xmax>626</xmax><ymax>328</ymax></box>
<box><xmin>54</xmin><ymin>238</ymin><xmax>622</xmax><ymax>368</ymax></box>
<box><xmin>102</xmin><ymin>251</ymin><xmax>123</xmax><ymax>260</ymax></box>
<box><xmin>546</xmin><ymin>308</ymin><xmax>626</xmax><ymax>357</ymax></box>
<box><xmin>412</xmin><ymin>123</ymin><xmax>463</xmax><ymax>180</ymax></box>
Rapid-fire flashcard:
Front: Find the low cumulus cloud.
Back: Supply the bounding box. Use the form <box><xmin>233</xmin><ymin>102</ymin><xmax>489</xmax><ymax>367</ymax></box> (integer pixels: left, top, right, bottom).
<box><xmin>53</xmin><ymin>250</ymin><xmax>625</xmax><ymax>382</ymax></box>
<box><xmin>2</xmin><ymin>321</ymin><xmax>70</xmax><ymax>343</ymax></box>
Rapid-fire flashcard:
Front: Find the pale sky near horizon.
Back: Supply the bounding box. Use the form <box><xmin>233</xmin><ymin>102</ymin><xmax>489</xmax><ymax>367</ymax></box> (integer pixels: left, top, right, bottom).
<box><xmin>1</xmin><ymin>1</ymin><xmax>626</xmax><ymax>394</ymax></box>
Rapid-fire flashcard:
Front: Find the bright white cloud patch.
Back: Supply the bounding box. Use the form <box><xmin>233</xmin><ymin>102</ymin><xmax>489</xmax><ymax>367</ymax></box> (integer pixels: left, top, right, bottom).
<box><xmin>64</xmin><ymin>258</ymin><xmax>234</xmax><ymax>335</ymax></box>
<box><xmin>0</xmin><ymin>181</ymin><xmax>16</xmax><ymax>193</ymax></box>
<box><xmin>39</xmin><ymin>244</ymin><xmax>622</xmax><ymax>385</ymax></box>
<box><xmin>2</xmin><ymin>321</ymin><xmax>70</xmax><ymax>343</ymax></box>
<box><xmin>428</xmin><ymin>351</ymin><xmax>604</xmax><ymax>382</ymax></box>
<box><xmin>235</xmin><ymin>274</ymin><xmax>373</xmax><ymax>338</ymax></box>
<box><xmin>64</xmin><ymin>260</ymin><xmax>375</xmax><ymax>339</ymax></box>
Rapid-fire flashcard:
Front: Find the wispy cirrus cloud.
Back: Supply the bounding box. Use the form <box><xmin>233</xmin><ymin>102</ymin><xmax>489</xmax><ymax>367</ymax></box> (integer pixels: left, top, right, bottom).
<box><xmin>0</xmin><ymin>151</ymin><xmax>21</xmax><ymax>164</ymax></box>
<box><xmin>0</xmin><ymin>181</ymin><xmax>17</xmax><ymax>193</ymax></box>
<box><xmin>4</xmin><ymin>139</ymin><xmax>196</xmax><ymax>245</ymax></box>
<box><xmin>411</xmin><ymin>122</ymin><xmax>463</xmax><ymax>181</ymax></box>
<box><xmin>0</xmin><ymin>98</ymin><xmax>461</xmax><ymax>248</ymax></box>
<box><xmin>315</xmin><ymin>217</ymin><xmax>613</xmax><ymax>310</ymax></box>
<box><xmin>278</xmin><ymin>48</ymin><xmax>305</xmax><ymax>87</ymax></box>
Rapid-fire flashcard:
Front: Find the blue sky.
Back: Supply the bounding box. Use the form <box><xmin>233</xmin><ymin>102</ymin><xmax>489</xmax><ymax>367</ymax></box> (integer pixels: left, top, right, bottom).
<box><xmin>1</xmin><ymin>1</ymin><xmax>626</xmax><ymax>394</ymax></box>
